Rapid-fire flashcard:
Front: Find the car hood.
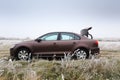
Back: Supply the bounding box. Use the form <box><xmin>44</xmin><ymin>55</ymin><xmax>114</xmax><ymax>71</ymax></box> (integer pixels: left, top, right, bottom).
<box><xmin>16</xmin><ymin>40</ymin><xmax>36</xmax><ymax>46</ymax></box>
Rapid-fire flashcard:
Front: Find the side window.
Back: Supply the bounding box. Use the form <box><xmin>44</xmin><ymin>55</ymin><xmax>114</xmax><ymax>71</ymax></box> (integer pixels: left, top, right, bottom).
<box><xmin>41</xmin><ymin>33</ymin><xmax>58</xmax><ymax>41</ymax></box>
<box><xmin>74</xmin><ymin>34</ymin><xmax>80</xmax><ymax>40</ymax></box>
<box><xmin>61</xmin><ymin>34</ymin><xmax>73</xmax><ymax>40</ymax></box>
<box><xmin>61</xmin><ymin>33</ymin><xmax>80</xmax><ymax>40</ymax></box>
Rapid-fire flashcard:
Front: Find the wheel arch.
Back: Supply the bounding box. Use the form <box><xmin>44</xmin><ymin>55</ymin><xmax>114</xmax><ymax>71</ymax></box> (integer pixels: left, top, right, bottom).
<box><xmin>15</xmin><ymin>46</ymin><xmax>32</xmax><ymax>55</ymax></box>
<box><xmin>72</xmin><ymin>47</ymin><xmax>90</xmax><ymax>59</ymax></box>
<box><xmin>73</xmin><ymin>46</ymin><xmax>89</xmax><ymax>53</ymax></box>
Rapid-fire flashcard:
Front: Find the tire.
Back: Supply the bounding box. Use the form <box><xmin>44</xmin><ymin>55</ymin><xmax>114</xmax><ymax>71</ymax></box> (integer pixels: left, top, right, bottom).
<box><xmin>73</xmin><ymin>48</ymin><xmax>89</xmax><ymax>60</ymax></box>
<box><xmin>16</xmin><ymin>48</ymin><xmax>32</xmax><ymax>61</ymax></box>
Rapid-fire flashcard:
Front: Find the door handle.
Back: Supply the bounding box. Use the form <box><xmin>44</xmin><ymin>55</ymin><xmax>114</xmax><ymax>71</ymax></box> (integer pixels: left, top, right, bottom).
<box><xmin>53</xmin><ymin>42</ymin><xmax>56</xmax><ymax>45</ymax></box>
<box><xmin>73</xmin><ymin>42</ymin><xmax>76</xmax><ymax>44</ymax></box>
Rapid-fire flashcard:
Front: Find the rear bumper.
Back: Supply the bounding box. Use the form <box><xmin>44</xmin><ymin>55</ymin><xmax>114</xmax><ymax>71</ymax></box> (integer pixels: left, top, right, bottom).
<box><xmin>90</xmin><ymin>47</ymin><xmax>100</xmax><ymax>55</ymax></box>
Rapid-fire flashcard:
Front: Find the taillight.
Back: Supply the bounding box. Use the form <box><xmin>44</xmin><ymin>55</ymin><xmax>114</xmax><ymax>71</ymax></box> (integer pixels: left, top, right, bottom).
<box><xmin>95</xmin><ymin>40</ymin><xmax>99</xmax><ymax>46</ymax></box>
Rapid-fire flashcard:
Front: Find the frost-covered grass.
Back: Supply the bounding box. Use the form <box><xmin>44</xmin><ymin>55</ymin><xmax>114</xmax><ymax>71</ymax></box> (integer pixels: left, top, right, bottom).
<box><xmin>0</xmin><ymin>40</ymin><xmax>24</xmax><ymax>58</ymax></box>
<box><xmin>99</xmin><ymin>41</ymin><xmax>120</xmax><ymax>51</ymax></box>
<box><xmin>0</xmin><ymin>40</ymin><xmax>120</xmax><ymax>80</ymax></box>
<box><xmin>0</xmin><ymin>57</ymin><xmax>120</xmax><ymax>80</ymax></box>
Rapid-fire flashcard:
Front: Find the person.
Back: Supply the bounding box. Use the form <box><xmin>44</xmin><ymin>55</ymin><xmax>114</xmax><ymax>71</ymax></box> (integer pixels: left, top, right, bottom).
<box><xmin>81</xmin><ymin>27</ymin><xmax>92</xmax><ymax>37</ymax></box>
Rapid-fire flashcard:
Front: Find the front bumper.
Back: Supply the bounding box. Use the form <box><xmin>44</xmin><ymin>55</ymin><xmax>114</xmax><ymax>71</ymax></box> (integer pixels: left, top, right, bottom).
<box><xmin>10</xmin><ymin>48</ymin><xmax>15</xmax><ymax>59</ymax></box>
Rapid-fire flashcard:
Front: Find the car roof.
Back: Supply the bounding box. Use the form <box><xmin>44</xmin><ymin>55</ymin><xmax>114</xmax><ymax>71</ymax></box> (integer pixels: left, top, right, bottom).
<box><xmin>46</xmin><ymin>31</ymin><xmax>80</xmax><ymax>36</ymax></box>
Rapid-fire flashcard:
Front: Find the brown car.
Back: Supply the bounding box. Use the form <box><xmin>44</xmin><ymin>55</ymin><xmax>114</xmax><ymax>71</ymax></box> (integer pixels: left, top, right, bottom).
<box><xmin>10</xmin><ymin>32</ymin><xmax>100</xmax><ymax>60</ymax></box>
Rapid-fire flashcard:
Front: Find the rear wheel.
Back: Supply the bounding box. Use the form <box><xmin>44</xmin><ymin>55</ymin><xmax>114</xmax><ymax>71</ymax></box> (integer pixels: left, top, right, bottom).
<box><xmin>16</xmin><ymin>48</ymin><xmax>32</xmax><ymax>61</ymax></box>
<box><xmin>73</xmin><ymin>48</ymin><xmax>89</xmax><ymax>59</ymax></box>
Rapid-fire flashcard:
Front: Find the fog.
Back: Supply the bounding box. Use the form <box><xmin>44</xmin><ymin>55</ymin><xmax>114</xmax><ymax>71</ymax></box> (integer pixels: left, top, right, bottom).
<box><xmin>0</xmin><ymin>0</ymin><xmax>120</xmax><ymax>38</ymax></box>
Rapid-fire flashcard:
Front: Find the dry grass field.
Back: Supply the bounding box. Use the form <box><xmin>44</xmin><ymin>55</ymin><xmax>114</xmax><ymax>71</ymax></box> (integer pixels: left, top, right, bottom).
<box><xmin>0</xmin><ymin>40</ymin><xmax>25</xmax><ymax>58</ymax></box>
<box><xmin>0</xmin><ymin>39</ymin><xmax>120</xmax><ymax>80</ymax></box>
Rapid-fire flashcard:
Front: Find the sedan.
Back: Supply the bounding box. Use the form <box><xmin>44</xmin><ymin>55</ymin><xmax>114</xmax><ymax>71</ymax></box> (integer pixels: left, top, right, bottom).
<box><xmin>10</xmin><ymin>32</ymin><xmax>100</xmax><ymax>60</ymax></box>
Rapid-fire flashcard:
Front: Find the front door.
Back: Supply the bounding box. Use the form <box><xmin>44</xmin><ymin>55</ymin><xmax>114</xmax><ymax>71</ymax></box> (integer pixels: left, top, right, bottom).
<box><xmin>34</xmin><ymin>32</ymin><xmax>59</xmax><ymax>53</ymax></box>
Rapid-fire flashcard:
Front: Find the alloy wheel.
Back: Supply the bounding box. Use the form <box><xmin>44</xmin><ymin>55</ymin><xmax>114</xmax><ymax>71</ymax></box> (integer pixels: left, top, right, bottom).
<box><xmin>74</xmin><ymin>49</ymin><xmax>87</xmax><ymax>59</ymax></box>
<box><xmin>17</xmin><ymin>49</ymin><xmax>31</xmax><ymax>60</ymax></box>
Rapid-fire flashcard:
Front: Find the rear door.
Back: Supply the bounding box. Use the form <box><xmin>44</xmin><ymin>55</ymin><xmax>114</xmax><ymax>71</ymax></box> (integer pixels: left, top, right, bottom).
<box><xmin>55</xmin><ymin>32</ymin><xmax>80</xmax><ymax>52</ymax></box>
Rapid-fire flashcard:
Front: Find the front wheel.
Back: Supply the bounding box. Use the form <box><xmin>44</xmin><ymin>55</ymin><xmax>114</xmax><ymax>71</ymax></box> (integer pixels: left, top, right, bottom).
<box><xmin>73</xmin><ymin>49</ymin><xmax>89</xmax><ymax>60</ymax></box>
<box><xmin>16</xmin><ymin>48</ymin><xmax>32</xmax><ymax>61</ymax></box>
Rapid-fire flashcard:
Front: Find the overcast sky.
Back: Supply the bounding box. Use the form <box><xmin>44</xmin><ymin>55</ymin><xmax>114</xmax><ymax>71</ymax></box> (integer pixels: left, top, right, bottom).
<box><xmin>0</xmin><ymin>0</ymin><xmax>120</xmax><ymax>38</ymax></box>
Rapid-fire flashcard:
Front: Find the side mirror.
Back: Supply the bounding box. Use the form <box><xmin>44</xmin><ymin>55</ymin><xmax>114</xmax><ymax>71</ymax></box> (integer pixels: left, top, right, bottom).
<box><xmin>35</xmin><ymin>38</ymin><xmax>42</xmax><ymax>42</ymax></box>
